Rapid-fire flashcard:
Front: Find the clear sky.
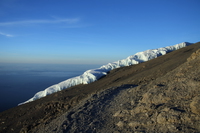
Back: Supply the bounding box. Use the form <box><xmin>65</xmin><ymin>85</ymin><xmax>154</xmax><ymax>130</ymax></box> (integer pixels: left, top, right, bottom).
<box><xmin>0</xmin><ymin>0</ymin><xmax>200</xmax><ymax>65</ymax></box>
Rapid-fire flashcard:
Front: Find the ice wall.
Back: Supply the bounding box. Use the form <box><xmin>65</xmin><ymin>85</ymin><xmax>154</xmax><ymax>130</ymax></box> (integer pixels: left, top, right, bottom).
<box><xmin>19</xmin><ymin>42</ymin><xmax>191</xmax><ymax>105</ymax></box>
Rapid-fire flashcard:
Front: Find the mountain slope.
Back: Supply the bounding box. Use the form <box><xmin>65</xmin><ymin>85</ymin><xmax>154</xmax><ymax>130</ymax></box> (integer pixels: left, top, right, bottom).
<box><xmin>0</xmin><ymin>42</ymin><xmax>199</xmax><ymax>133</ymax></box>
<box><xmin>41</xmin><ymin>43</ymin><xmax>200</xmax><ymax>133</ymax></box>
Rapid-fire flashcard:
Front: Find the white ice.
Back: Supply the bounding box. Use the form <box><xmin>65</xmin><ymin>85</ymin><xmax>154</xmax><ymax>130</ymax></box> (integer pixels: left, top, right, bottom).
<box><xmin>19</xmin><ymin>42</ymin><xmax>191</xmax><ymax>105</ymax></box>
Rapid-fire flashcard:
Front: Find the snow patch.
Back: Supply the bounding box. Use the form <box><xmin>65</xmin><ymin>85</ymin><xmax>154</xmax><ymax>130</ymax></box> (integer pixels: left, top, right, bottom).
<box><xmin>19</xmin><ymin>42</ymin><xmax>191</xmax><ymax>105</ymax></box>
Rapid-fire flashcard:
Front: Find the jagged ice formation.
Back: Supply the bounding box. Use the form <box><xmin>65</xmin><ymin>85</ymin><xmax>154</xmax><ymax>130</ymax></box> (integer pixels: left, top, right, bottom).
<box><xmin>19</xmin><ymin>42</ymin><xmax>191</xmax><ymax>105</ymax></box>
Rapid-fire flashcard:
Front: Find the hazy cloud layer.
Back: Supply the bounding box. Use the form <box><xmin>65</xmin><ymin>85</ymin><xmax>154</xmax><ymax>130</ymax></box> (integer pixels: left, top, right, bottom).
<box><xmin>0</xmin><ymin>18</ymin><xmax>80</xmax><ymax>26</ymax></box>
<box><xmin>0</xmin><ymin>32</ymin><xmax>13</xmax><ymax>37</ymax></box>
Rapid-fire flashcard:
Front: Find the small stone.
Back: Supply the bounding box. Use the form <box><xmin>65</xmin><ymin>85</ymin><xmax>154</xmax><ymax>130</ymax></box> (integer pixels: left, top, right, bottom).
<box><xmin>167</xmin><ymin>124</ymin><xmax>178</xmax><ymax>131</ymax></box>
<box><xmin>190</xmin><ymin>95</ymin><xmax>200</xmax><ymax>115</ymax></box>
<box><xmin>128</xmin><ymin>121</ymin><xmax>139</xmax><ymax>127</ymax></box>
<box><xmin>113</xmin><ymin>111</ymin><xmax>121</xmax><ymax>117</ymax></box>
<box><xmin>116</xmin><ymin>121</ymin><xmax>124</xmax><ymax>127</ymax></box>
<box><xmin>157</xmin><ymin>112</ymin><xmax>167</xmax><ymax>124</ymax></box>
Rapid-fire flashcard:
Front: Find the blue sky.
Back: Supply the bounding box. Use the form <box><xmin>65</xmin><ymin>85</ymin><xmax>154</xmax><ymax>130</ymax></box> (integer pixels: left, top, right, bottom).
<box><xmin>0</xmin><ymin>0</ymin><xmax>200</xmax><ymax>64</ymax></box>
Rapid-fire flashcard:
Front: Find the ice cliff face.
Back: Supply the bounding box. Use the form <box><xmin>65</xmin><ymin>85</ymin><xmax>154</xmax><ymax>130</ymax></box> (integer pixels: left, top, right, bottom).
<box><xmin>19</xmin><ymin>42</ymin><xmax>191</xmax><ymax>105</ymax></box>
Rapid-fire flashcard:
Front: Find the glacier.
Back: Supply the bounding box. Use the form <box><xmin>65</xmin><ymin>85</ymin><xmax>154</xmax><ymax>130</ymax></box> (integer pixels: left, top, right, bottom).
<box><xmin>19</xmin><ymin>42</ymin><xmax>191</xmax><ymax>105</ymax></box>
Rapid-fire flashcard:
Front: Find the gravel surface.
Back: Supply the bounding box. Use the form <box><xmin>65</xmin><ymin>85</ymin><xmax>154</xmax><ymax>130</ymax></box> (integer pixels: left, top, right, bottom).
<box><xmin>34</xmin><ymin>48</ymin><xmax>200</xmax><ymax>132</ymax></box>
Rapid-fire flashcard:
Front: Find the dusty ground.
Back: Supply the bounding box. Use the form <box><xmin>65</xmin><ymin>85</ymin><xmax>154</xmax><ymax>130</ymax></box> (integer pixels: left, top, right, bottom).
<box><xmin>33</xmin><ymin>48</ymin><xmax>200</xmax><ymax>133</ymax></box>
<box><xmin>0</xmin><ymin>42</ymin><xmax>200</xmax><ymax>133</ymax></box>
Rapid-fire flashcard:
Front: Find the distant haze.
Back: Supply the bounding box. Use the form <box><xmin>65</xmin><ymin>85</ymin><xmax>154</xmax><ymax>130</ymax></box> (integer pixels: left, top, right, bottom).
<box><xmin>0</xmin><ymin>63</ymin><xmax>100</xmax><ymax>112</ymax></box>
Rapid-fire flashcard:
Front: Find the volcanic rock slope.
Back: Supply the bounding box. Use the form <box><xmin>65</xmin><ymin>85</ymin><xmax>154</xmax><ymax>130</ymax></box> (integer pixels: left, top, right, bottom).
<box><xmin>0</xmin><ymin>42</ymin><xmax>200</xmax><ymax>133</ymax></box>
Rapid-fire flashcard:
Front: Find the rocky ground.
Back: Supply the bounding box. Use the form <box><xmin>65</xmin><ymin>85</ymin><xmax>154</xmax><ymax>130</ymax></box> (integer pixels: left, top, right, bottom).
<box><xmin>0</xmin><ymin>42</ymin><xmax>200</xmax><ymax>133</ymax></box>
<box><xmin>33</xmin><ymin>48</ymin><xmax>200</xmax><ymax>133</ymax></box>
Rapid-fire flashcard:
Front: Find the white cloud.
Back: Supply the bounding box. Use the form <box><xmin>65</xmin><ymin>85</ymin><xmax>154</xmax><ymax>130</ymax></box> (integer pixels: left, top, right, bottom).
<box><xmin>0</xmin><ymin>32</ymin><xmax>13</xmax><ymax>37</ymax></box>
<box><xmin>0</xmin><ymin>18</ymin><xmax>80</xmax><ymax>26</ymax></box>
